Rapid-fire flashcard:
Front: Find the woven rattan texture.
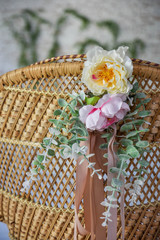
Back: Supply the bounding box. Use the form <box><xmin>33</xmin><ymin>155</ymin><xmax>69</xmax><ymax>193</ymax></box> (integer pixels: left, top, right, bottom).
<box><xmin>0</xmin><ymin>56</ymin><xmax>160</xmax><ymax>240</ymax></box>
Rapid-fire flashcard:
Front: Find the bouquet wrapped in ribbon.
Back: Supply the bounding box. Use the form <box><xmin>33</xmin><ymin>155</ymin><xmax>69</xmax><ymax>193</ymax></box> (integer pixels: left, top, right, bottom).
<box><xmin>0</xmin><ymin>46</ymin><xmax>159</xmax><ymax>240</ymax></box>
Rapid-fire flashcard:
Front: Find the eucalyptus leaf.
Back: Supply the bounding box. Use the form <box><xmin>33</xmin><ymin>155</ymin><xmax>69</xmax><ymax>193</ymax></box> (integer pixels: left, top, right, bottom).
<box><xmin>37</xmin><ymin>155</ymin><xmax>44</xmax><ymax>162</ymax></box>
<box><xmin>126</xmin><ymin>131</ymin><xmax>138</xmax><ymax>138</ymax></box>
<box><xmin>110</xmin><ymin>167</ymin><xmax>120</xmax><ymax>173</ymax></box>
<box><xmin>101</xmin><ymin>133</ymin><xmax>112</xmax><ymax>138</ymax></box>
<box><xmin>99</xmin><ymin>143</ymin><xmax>108</xmax><ymax>149</ymax></box>
<box><xmin>70</xmin><ymin>99</ymin><xmax>77</xmax><ymax>107</ymax></box>
<box><xmin>59</xmin><ymin>136</ymin><xmax>68</xmax><ymax>143</ymax></box>
<box><xmin>118</xmin><ymin>154</ymin><xmax>130</xmax><ymax>161</ymax></box>
<box><xmin>117</xmin><ymin>160</ymin><xmax>128</xmax><ymax>169</ymax></box>
<box><xmin>33</xmin><ymin>160</ymin><xmax>40</xmax><ymax>166</ymax></box>
<box><xmin>58</xmin><ymin>98</ymin><xmax>67</xmax><ymax>107</ymax></box>
<box><xmin>105</xmin><ymin>186</ymin><xmax>116</xmax><ymax>192</ymax></box>
<box><xmin>120</xmin><ymin>139</ymin><xmax>133</xmax><ymax>146</ymax></box>
<box><xmin>131</xmin><ymin>119</ymin><xmax>145</xmax><ymax>125</ymax></box>
<box><xmin>54</xmin><ymin>109</ymin><xmax>62</xmax><ymax>116</ymax></box>
<box><xmin>136</xmin><ymin>92</ymin><xmax>146</xmax><ymax>98</ymax></box>
<box><xmin>111</xmin><ymin>178</ymin><xmax>123</xmax><ymax>187</ymax></box>
<box><xmin>131</xmin><ymin>82</ymin><xmax>139</xmax><ymax>93</ymax></box>
<box><xmin>139</xmin><ymin>159</ymin><xmax>149</xmax><ymax>167</ymax></box>
<box><xmin>125</xmin><ymin>109</ymin><xmax>138</xmax><ymax>117</ymax></box>
<box><xmin>126</xmin><ymin>145</ymin><xmax>140</xmax><ymax>158</ymax></box>
<box><xmin>70</xmin><ymin>127</ymin><xmax>87</xmax><ymax>136</ymax></box>
<box><xmin>122</xmin><ymin>170</ymin><xmax>128</xmax><ymax>177</ymax></box>
<box><xmin>43</xmin><ymin>138</ymin><xmax>51</xmax><ymax>146</ymax></box>
<box><xmin>136</xmin><ymin>141</ymin><xmax>149</xmax><ymax>148</ymax></box>
<box><xmin>103</xmin><ymin>153</ymin><xmax>108</xmax><ymax>158</ymax></box>
<box><xmin>49</xmin><ymin>119</ymin><xmax>67</xmax><ymax>126</ymax></box>
<box><xmin>138</xmin><ymin>110</ymin><xmax>151</xmax><ymax>117</ymax></box>
<box><xmin>47</xmin><ymin>149</ymin><xmax>55</xmax><ymax>156</ymax></box>
<box><xmin>117</xmin><ymin>149</ymin><xmax>126</xmax><ymax>155</ymax></box>
<box><xmin>120</xmin><ymin>123</ymin><xmax>133</xmax><ymax>132</ymax></box>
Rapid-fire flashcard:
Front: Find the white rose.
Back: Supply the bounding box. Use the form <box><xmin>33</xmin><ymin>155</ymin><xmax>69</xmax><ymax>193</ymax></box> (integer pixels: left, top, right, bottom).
<box><xmin>81</xmin><ymin>46</ymin><xmax>133</xmax><ymax>95</ymax></box>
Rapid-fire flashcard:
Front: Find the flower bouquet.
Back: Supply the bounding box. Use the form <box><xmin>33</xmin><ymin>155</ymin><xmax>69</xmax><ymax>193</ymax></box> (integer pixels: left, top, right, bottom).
<box><xmin>21</xmin><ymin>46</ymin><xmax>157</xmax><ymax>240</ymax></box>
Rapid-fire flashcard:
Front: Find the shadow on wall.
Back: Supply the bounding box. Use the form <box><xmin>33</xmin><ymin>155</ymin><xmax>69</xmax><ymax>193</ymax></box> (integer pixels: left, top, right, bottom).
<box><xmin>5</xmin><ymin>8</ymin><xmax>146</xmax><ymax>67</ymax></box>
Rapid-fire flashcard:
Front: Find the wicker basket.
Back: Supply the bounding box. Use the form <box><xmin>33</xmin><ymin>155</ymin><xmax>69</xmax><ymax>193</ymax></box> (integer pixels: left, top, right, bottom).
<box><xmin>0</xmin><ymin>55</ymin><xmax>160</xmax><ymax>240</ymax></box>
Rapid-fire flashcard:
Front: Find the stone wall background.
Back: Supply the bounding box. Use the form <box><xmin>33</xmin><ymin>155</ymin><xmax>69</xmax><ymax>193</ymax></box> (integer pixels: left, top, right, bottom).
<box><xmin>0</xmin><ymin>0</ymin><xmax>160</xmax><ymax>76</ymax></box>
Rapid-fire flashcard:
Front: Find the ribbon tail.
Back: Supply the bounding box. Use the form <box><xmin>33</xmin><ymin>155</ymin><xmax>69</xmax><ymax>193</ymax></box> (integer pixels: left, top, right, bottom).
<box><xmin>74</xmin><ymin>139</ymin><xmax>90</xmax><ymax>239</ymax></box>
<box><xmin>120</xmin><ymin>175</ymin><xmax>125</xmax><ymax>240</ymax></box>
<box><xmin>107</xmin><ymin>125</ymin><xmax>117</xmax><ymax>240</ymax></box>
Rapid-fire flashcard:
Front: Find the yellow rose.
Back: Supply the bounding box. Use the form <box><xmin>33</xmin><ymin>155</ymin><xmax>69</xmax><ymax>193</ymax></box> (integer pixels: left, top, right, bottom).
<box><xmin>82</xmin><ymin>46</ymin><xmax>133</xmax><ymax>95</ymax></box>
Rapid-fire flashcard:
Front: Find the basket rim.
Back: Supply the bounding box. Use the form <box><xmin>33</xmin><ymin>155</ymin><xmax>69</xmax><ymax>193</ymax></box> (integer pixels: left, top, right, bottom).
<box><xmin>32</xmin><ymin>54</ymin><xmax>160</xmax><ymax>68</ymax></box>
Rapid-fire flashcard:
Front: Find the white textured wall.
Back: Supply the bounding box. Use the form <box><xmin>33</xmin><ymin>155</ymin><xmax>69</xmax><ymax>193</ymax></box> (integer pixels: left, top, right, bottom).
<box><xmin>0</xmin><ymin>0</ymin><xmax>160</xmax><ymax>75</ymax></box>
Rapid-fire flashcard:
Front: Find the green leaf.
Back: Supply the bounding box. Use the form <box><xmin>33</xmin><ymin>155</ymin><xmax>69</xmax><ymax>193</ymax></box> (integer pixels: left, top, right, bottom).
<box><xmin>136</xmin><ymin>92</ymin><xmax>146</xmax><ymax>98</ymax></box>
<box><xmin>41</xmin><ymin>143</ymin><xmax>46</xmax><ymax>149</ymax></box>
<box><xmin>131</xmin><ymin>82</ymin><xmax>139</xmax><ymax>93</ymax></box>
<box><xmin>122</xmin><ymin>170</ymin><xmax>128</xmax><ymax>177</ymax></box>
<box><xmin>70</xmin><ymin>99</ymin><xmax>77</xmax><ymax>107</ymax></box>
<box><xmin>139</xmin><ymin>128</ymin><xmax>149</xmax><ymax>133</ymax></box>
<box><xmin>99</xmin><ymin>143</ymin><xmax>108</xmax><ymax>149</ymax></box>
<box><xmin>126</xmin><ymin>109</ymin><xmax>138</xmax><ymax>117</ymax></box>
<box><xmin>120</xmin><ymin>124</ymin><xmax>133</xmax><ymax>132</ymax></box>
<box><xmin>136</xmin><ymin>141</ymin><xmax>149</xmax><ymax>148</ymax></box>
<box><xmin>39</xmin><ymin>164</ymin><xmax>45</xmax><ymax>170</ymax></box>
<box><xmin>126</xmin><ymin>131</ymin><xmax>139</xmax><ymax>138</ymax></box>
<box><xmin>59</xmin><ymin>136</ymin><xmax>68</xmax><ymax>143</ymax></box>
<box><xmin>105</xmin><ymin>186</ymin><xmax>117</xmax><ymax>192</ymax></box>
<box><xmin>138</xmin><ymin>110</ymin><xmax>151</xmax><ymax>117</ymax></box>
<box><xmin>126</xmin><ymin>145</ymin><xmax>140</xmax><ymax>158</ymax></box>
<box><xmin>37</xmin><ymin>155</ymin><xmax>44</xmax><ymax>162</ymax></box>
<box><xmin>111</xmin><ymin>178</ymin><xmax>123</xmax><ymax>187</ymax></box>
<box><xmin>54</xmin><ymin>109</ymin><xmax>62</xmax><ymax>116</ymax></box>
<box><xmin>117</xmin><ymin>149</ymin><xmax>126</xmax><ymax>155</ymax></box>
<box><xmin>43</xmin><ymin>138</ymin><xmax>51</xmax><ymax>146</ymax></box>
<box><xmin>110</xmin><ymin>167</ymin><xmax>120</xmax><ymax>173</ymax></box>
<box><xmin>120</xmin><ymin>139</ymin><xmax>133</xmax><ymax>146</ymax></box>
<box><xmin>33</xmin><ymin>160</ymin><xmax>40</xmax><ymax>166</ymax></box>
<box><xmin>118</xmin><ymin>154</ymin><xmax>130</xmax><ymax>161</ymax></box>
<box><xmin>131</xmin><ymin>119</ymin><xmax>145</xmax><ymax>125</ymax></box>
<box><xmin>117</xmin><ymin>160</ymin><xmax>128</xmax><ymax>169</ymax></box>
<box><xmin>103</xmin><ymin>153</ymin><xmax>108</xmax><ymax>158</ymax></box>
<box><xmin>70</xmin><ymin>127</ymin><xmax>87</xmax><ymax>136</ymax></box>
<box><xmin>142</xmin><ymin>98</ymin><xmax>151</xmax><ymax>104</ymax></box>
<box><xmin>47</xmin><ymin>149</ymin><xmax>55</xmax><ymax>156</ymax></box>
<box><xmin>58</xmin><ymin>98</ymin><xmax>67</xmax><ymax>107</ymax></box>
<box><xmin>49</xmin><ymin>119</ymin><xmax>67</xmax><ymax>126</ymax></box>
<box><xmin>139</xmin><ymin>159</ymin><xmax>149</xmax><ymax>167</ymax></box>
<box><xmin>85</xmin><ymin>96</ymin><xmax>100</xmax><ymax>105</ymax></box>
<box><xmin>101</xmin><ymin>133</ymin><xmax>112</xmax><ymax>138</ymax></box>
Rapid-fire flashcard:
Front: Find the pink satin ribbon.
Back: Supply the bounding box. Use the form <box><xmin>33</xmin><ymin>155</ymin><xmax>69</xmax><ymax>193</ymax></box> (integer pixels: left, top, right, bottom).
<box><xmin>74</xmin><ymin>126</ymin><xmax>125</xmax><ymax>240</ymax></box>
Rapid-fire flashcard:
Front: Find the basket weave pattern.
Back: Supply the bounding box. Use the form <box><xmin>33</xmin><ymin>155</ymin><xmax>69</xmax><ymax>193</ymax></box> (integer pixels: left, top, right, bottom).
<box><xmin>0</xmin><ymin>56</ymin><xmax>160</xmax><ymax>240</ymax></box>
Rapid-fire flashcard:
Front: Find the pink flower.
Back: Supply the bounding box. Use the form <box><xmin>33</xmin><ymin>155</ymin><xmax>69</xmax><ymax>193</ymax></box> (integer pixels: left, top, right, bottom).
<box><xmin>79</xmin><ymin>94</ymin><xmax>130</xmax><ymax>131</ymax></box>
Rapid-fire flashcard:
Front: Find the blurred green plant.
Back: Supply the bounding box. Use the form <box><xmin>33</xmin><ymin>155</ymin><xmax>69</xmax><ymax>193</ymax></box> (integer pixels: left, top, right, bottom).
<box><xmin>6</xmin><ymin>8</ymin><xmax>146</xmax><ymax>66</ymax></box>
<box><xmin>5</xmin><ymin>9</ymin><xmax>51</xmax><ymax>66</ymax></box>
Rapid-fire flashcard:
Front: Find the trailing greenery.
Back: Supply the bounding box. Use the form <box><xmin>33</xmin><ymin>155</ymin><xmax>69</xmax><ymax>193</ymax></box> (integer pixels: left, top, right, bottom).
<box><xmin>5</xmin><ymin>8</ymin><xmax>146</xmax><ymax>66</ymax></box>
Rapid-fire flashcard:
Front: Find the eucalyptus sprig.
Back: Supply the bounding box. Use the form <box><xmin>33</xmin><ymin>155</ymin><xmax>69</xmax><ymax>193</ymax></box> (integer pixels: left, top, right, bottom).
<box><xmin>100</xmin><ymin>81</ymin><xmax>151</xmax><ymax>225</ymax></box>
